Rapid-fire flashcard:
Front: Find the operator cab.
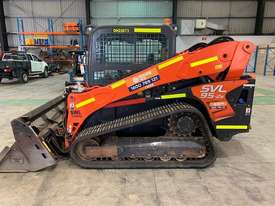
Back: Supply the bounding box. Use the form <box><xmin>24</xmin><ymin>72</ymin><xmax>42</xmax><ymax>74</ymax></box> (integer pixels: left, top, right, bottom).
<box><xmin>86</xmin><ymin>25</ymin><xmax>176</xmax><ymax>86</ymax></box>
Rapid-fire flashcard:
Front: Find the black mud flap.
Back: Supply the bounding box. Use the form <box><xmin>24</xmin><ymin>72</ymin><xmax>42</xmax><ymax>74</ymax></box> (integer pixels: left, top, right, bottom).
<box><xmin>0</xmin><ymin>96</ymin><xmax>65</xmax><ymax>172</ymax></box>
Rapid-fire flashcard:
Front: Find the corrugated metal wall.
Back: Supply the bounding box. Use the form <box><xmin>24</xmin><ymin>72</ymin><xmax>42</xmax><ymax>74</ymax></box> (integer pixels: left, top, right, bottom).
<box><xmin>177</xmin><ymin>0</ymin><xmax>257</xmax><ymax>34</ymax></box>
<box><xmin>3</xmin><ymin>0</ymin><xmax>85</xmax><ymax>47</ymax></box>
<box><xmin>263</xmin><ymin>1</ymin><xmax>275</xmax><ymax>33</ymax></box>
<box><xmin>91</xmin><ymin>0</ymin><xmax>172</xmax><ymax>25</ymax></box>
<box><xmin>2</xmin><ymin>0</ymin><xmax>275</xmax><ymax>48</ymax></box>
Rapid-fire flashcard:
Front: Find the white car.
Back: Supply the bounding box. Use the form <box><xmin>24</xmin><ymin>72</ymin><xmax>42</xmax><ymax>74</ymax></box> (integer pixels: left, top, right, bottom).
<box><xmin>1</xmin><ymin>52</ymin><xmax>49</xmax><ymax>83</ymax></box>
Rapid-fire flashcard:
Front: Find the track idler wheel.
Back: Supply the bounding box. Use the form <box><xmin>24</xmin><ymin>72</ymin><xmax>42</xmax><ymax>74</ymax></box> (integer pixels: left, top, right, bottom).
<box><xmin>75</xmin><ymin>138</ymin><xmax>100</xmax><ymax>161</ymax></box>
<box><xmin>74</xmin><ymin>137</ymin><xmax>118</xmax><ymax>161</ymax></box>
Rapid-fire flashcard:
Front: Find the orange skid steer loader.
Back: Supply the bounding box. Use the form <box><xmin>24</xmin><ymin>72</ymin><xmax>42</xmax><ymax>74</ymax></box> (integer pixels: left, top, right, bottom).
<box><xmin>0</xmin><ymin>26</ymin><xmax>256</xmax><ymax>172</ymax></box>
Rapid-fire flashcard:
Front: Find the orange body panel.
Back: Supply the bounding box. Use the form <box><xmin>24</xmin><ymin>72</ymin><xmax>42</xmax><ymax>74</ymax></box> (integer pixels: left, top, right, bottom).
<box><xmin>191</xmin><ymin>80</ymin><xmax>247</xmax><ymax>121</ymax></box>
<box><xmin>65</xmin><ymin>41</ymin><xmax>255</xmax><ymax>147</ymax></box>
<box><xmin>105</xmin><ymin>98</ymin><xmax>146</xmax><ymax>108</ymax></box>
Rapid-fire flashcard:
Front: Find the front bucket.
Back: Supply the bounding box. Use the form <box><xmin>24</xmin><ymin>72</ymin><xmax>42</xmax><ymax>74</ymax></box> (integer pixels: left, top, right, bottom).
<box><xmin>0</xmin><ymin>95</ymin><xmax>65</xmax><ymax>172</ymax></box>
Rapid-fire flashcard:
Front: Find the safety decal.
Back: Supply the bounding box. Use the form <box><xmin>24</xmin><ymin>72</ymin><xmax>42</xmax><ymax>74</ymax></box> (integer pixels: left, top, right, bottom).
<box><xmin>160</xmin><ymin>93</ymin><xmax>186</xmax><ymax>99</ymax></box>
<box><xmin>127</xmin><ymin>69</ymin><xmax>160</xmax><ymax>92</ymax></box>
<box><xmin>245</xmin><ymin>107</ymin><xmax>251</xmax><ymax>116</ymax></box>
<box><xmin>110</xmin><ymin>79</ymin><xmax>126</xmax><ymax>89</ymax></box>
<box><xmin>75</xmin><ymin>97</ymin><xmax>96</xmax><ymax>109</ymax></box>
<box><xmin>209</xmin><ymin>101</ymin><xmax>226</xmax><ymax>109</ymax></box>
<box><xmin>216</xmin><ymin>125</ymin><xmax>248</xmax><ymax>129</ymax></box>
<box><xmin>190</xmin><ymin>56</ymin><xmax>218</xmax><ymax>68</ymax></box>
<box><xmin>134</xmin><ymin>28</ymin><xmax>161</xmax><ymax>33</ymax></box>
<box><xmin>158</xmin><ymin>56</ymin><xmax>183</xmax><ymax>70</ymax></box>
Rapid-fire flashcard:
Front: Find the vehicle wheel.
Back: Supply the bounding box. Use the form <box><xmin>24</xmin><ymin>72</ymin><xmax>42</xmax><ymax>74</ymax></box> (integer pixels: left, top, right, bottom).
<box><xmin>20</xmin><ymin>72</ymin><xmax>29</xmax><ymax>83</ymax></box>
<box><xmin>42</xmin><ymin>67</ymin><xmax>49</xmax><ymax>78</ymax></box>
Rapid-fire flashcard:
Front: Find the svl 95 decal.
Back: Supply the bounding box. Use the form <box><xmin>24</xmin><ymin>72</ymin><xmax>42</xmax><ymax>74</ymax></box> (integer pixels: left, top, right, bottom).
<box><xmin>200</xmin><ymin>85</ymin><xmax>226</xmax><ymax>98</ymax></box>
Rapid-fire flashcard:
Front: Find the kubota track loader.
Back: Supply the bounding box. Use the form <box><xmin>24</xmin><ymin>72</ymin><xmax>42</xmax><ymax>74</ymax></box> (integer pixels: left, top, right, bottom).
<box><xmin>0</xmin><ymin>25</ymin><xmax>256</xmax><ymax>172</ymax></box>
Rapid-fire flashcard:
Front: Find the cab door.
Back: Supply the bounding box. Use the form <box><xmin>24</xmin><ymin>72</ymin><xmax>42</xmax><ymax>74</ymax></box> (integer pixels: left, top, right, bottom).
<box><xmin>30</xmin><ymin>55</ymin><xmax>43</xmax><ymax>72</ymax></box>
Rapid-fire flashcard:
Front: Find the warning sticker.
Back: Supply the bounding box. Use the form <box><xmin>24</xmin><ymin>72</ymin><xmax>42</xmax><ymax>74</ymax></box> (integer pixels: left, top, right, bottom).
<box><xmin>127</xmin><ymin>69</ymin><xmax>160</xmax><ymax>92</ymax></box>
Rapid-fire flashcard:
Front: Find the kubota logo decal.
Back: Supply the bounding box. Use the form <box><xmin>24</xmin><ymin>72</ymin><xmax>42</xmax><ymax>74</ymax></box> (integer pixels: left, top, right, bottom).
<box><xmin>127</xmin><ymin>69</ymin><xmax>160</xmax><ymax>92</ymax></box>
<box><xmin>200</xmin><ymin>85</ymin><xmax>226</xmax><ymax>98</ymax></box>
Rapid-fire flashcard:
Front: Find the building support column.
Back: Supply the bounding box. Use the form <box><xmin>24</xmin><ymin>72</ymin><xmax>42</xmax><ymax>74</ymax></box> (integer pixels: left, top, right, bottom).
<box><xmin>0</xmin><ymin>0</ymin><xmax>9</xmax><ymax>51</ymax></box>
<box><xmin>255</xmin><ymin>0</ymin><xmax>266</xmax><ymax>35</ymax></box>
<box><xmin>172</xmin><ymin>0</ymin><xmax>178</xmax><ymax>25</ymax></box>
<box><xmin>85</xmin><ymin>0</ymin><xmax>91</xmax><ymax>25</ymax></box>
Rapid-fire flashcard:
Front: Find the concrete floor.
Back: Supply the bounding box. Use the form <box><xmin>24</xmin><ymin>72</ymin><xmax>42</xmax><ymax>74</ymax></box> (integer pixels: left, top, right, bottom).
<box><xmin>0</xmin><ymin>74</ymin><xmax>275</xmax><ymax>206</ymax></box>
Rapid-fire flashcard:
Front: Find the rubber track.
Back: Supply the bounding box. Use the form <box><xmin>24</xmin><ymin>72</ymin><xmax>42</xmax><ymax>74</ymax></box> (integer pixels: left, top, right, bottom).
<box><xmin>70</xmin><ymin>101</ymin><xmax>216</xmax><ymax>169</ymax></box>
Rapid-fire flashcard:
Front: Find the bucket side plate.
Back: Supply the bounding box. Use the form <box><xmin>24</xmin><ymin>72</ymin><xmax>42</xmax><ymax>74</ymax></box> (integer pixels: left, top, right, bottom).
<box><xmin>0</xmin><ymin>95</ymin><xmax>65</xmax><ymax>172</ymax></box>
<box><xmin>0</xmin><ymin>119</ymin><xmax>57</xmax><ymax>172</ymax></box>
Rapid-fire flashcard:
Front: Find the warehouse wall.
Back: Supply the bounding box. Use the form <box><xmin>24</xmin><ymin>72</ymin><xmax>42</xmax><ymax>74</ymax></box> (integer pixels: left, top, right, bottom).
<box><xmin>176</xmin><ymin>35</ymin><xmax>275</xmax><ymax>50</ymax></box>
<box><xmin>3</xmin><ymin>0</ymin><xmax>86</xmax><ymax>47</ymax></box>
<box><xmin>2</xmin><ymin>0</ymin><xmax>275</xmax><ymax>48</ymax></box>
<box><xmin>177</xmin><ymin>0</ymin><xmax>275</xmax><ymax>35</ymax></box>
<box><xmin>91</xmin><ymin>0</ymin><xmax>172</xmax><ymax>25</ymax></box>
<box><xmin>263</xmin><ymin>0</ymin><xmax>275</xmax><ymax>33</ymax></box>
<box><xmin>177</xmin><ymin>0</ymin><xmax>257</xmax><ymax>34</ymax></box>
